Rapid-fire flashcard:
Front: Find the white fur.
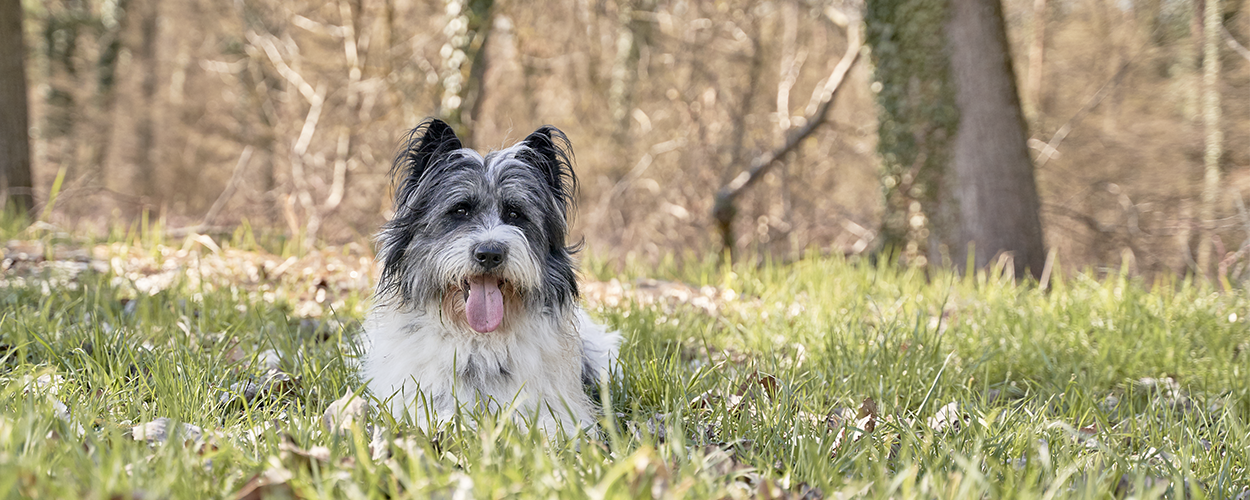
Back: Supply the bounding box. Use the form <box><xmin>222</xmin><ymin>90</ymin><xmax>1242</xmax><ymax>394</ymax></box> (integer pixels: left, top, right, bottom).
<box><xmin>360</xmin><ymin>300</ymin><xmax>619</xmax><ymax>435</ymax></box>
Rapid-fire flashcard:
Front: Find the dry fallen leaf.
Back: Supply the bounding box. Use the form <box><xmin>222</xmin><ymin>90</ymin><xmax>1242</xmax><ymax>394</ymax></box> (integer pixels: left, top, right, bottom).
<box><xmin>218</xmin><ymin>369</ymin><xmax>299</xmax><ymax>407</ymax></box>
<box><xmin>323</xmin><ymin>389</ymin><xmax>368</xmax><ymax>434</ymax></box>
<box><xmin>734</xmin><ymin>370</ymin><xmax>780</xmax><ymax>401</ymax></box>
<box><xmin>279</xmin><ymin>435</ymin><xmax>331</xmax><ymax>467</ymax></box>
<box><xmin>234</xmin><ymin>461</ymin><xmax>299</xmax><ymax>500</ymax></box>
<box><xmin>132</xmin><ymin>417</ymin><xmax>203</xmax><ymax>444</ymax></box>
<box><xmin>830</xmin><ymin>397</ymin><xmax>877</xmax><ymax>456</ymax></box>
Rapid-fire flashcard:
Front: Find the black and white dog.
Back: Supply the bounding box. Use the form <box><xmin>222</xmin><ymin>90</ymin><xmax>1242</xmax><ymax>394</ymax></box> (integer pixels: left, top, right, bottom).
<box><xmin>360</xmin><ymin>119</ymin><xmax>618</xmax><ymax>435</ymax></box>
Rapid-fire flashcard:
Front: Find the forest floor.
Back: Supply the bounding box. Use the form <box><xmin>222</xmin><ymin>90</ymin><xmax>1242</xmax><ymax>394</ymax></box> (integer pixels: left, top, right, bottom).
<box><xmin>2</xmin><ymin>226</ymin><xmax>1249</xmax><ymax>499</ymax></box>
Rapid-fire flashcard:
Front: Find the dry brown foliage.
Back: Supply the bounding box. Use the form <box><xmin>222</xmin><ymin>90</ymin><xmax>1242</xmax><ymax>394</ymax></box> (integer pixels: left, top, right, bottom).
<box><xmin>19</xmin><ymin>0</ymin><xmax>1250</xmax><ymax>276</ymax></box>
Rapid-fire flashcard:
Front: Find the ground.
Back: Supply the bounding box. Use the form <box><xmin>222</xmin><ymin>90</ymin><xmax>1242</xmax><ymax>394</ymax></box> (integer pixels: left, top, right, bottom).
<box><xmin>2</xmin><ymin>230</ymin><xmax>1249</xmax><ymax>499</ymax></box>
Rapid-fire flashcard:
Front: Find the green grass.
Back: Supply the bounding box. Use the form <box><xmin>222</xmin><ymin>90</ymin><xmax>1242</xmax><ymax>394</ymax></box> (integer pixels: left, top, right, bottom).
<box><xmin>3</xmin><ymin>240</ymin><xmax>1250</xmax><ymax>498</ymax></box>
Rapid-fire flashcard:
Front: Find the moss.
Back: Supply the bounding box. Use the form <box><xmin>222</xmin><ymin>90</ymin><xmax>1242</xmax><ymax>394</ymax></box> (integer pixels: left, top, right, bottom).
<box><xmin>865</xmin><ymin>0</ymin><xmax>959</xmax><ymax>264</ymax></box>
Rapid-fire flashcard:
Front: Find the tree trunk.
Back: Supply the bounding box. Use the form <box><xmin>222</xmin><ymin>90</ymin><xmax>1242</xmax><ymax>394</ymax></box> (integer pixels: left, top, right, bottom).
<box><xmin>0</xmin><ymin>0</ymin><xmax>34</xmax><ymax>218</ymax></box>
<box><xmin>439</xmin><ymin>0</ymin><xmax>494</xmax><ymax>147</ymax></box>
<box><xmin>1024</xmin><ymin>0</ymin><xmax>1046</xmax><ymax>122</ymax></box>
<box><xmin>941</xmin><ymin>0</ymin><xmax>1046</xmax><ymax>278</ymax></box>
<box><xmin>132</xmin><ymin>0</ymin><xmax>160</xmax><ymax>203</ymax></box>
<box><xmin>42</xmin><ymin>0</ymin><xmax>85</xmax><ymax>183</ymax></box>
<box><xmin>89</xmin><ymin>0</ymin><xmax>130</xmax><ymax>182</ymax></box>
<box><xmin>868</xmin><ymin>0</ymin><xmax>1045</xmax><ymax>278</ymax></box>
<box><xmin>608</xmin><ymin>0</ymin><xmax>654</xmax><ymax>172</ymax></box>
<box><xmin>1195</xmin><ymin>0</ymin><xmax>1223</xmax><ymax>279</ymax></box>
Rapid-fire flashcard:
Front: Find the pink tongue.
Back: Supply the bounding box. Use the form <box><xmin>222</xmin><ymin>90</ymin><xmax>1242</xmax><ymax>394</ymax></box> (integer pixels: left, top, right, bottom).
<box><xmin>465</xmin><ymin>276</ymin><xmax>504</xmax><ymax>332</ymax></box>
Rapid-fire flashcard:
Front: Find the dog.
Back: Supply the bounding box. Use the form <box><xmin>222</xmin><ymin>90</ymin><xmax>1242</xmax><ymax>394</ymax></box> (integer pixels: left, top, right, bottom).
<box><xmin>359</xmin><ymin>119</ymin><xmax>619</xmax><ymax>435</ymax></box>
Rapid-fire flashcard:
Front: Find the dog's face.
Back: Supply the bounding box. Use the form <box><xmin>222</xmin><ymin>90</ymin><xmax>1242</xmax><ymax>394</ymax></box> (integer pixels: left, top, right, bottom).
<box><xmin>376</xmin><ymin>119</ymin><xmax>579</xmax><ymax>333</ymax></box>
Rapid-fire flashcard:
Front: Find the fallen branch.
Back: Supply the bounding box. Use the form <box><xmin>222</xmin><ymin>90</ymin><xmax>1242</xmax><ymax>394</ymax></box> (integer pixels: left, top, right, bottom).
<box><xmin>712</xmin><ymin>10</ymin><xmax>862</xmax><ymax>255</ymax></box>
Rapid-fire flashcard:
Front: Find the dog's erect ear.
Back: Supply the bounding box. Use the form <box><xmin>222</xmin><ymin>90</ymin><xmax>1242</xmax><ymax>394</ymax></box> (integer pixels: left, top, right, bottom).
<box><xmin>521</xmin><ymin>126</ymin><xmax>577</xmax><ymax>216</ymax></box>
<box><xmin>393</xmin><ymin>119</ymin><xmax>463</xmax><ymax>191</ymax></box>
<box><xmin>376</xmin><ymin>119</ymin><xmax>462</xmax><ymax>302</ymax></box>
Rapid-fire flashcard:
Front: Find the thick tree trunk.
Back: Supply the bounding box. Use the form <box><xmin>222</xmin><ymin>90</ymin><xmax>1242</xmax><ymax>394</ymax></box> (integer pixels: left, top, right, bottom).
<box><xmin>87</xmin><ymin>0</ymin><xmax>130</xmax><ymax>182</ymax></box>
<box><xmin>868</xmin><ymin>0</ymin><xmax>1045</xmax><ymax>278</ymax></box>
<box><xmin>42</xmin><ymin>0</ymin><xmax>85</xmax><ymax>182</ymax></box>
<box><xmin>0</xmin><ymin>0</ymin><xmax>34</xmax><ymax>218</ymax></box>
<box><xmin>941</xmin><ymin>0</ymin><xmax>1046</xmax><ymax>278</ymax></box>
<box><xmin>1024</xmin><ymin>0</ymin><xmax>1046</xmax><ymax>122</ymax></box>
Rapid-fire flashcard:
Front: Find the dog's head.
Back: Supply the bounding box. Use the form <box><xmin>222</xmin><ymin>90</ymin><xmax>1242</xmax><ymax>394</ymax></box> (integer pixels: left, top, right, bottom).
<box><xmin>376</xmin><ymin>119</ymin><xmax>580</xmax><ymax>333</ymax></box>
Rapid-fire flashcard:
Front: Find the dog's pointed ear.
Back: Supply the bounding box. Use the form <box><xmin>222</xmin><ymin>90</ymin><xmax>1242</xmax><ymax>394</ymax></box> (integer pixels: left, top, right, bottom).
<box><xmin>393</xmin><ymin>119</ymin><xmax>462</xmax><ymax>190</ymax></box>
<box><xmin>377</xmin><ymin>119</ymin><xmax>462</xmax><ymax>298</ymax></box>
<box><xmin>521</xmin><ymin>126</ymin><xmax>577</xmax><ymax>215</ymax></box>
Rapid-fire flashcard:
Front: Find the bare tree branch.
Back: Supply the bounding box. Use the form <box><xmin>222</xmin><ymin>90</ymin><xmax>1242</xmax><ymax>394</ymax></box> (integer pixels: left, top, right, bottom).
<box><xmin>246</xmin><ymin>31</ymin><xmax>321</xmax><ymax>105</ymax></box>
<box><xmin>713</xmin><ymin>10</ymin><xmax>863</xmax><ymax>255</ymax></box>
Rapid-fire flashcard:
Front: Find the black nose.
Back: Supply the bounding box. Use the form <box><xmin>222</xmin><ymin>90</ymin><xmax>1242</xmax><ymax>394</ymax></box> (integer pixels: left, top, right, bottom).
<box><xmin>473</xmin><ymin>242</ymin><xmax>507</xmax><ymax>270</ymax></box>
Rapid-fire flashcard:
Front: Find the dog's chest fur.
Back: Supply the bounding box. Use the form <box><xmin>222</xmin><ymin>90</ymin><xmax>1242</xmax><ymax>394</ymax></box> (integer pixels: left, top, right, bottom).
<box><xmin>362</xmin><ymin>305</ymin><xmax>610</xmax><ymax>432</ymax></box>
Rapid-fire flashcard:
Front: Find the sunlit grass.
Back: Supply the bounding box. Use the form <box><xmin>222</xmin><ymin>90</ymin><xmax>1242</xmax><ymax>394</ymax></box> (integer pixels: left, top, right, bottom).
<box><xmin>2</xmin><ymin>226</ymin><xmax>1249</xmax><ymax>498</ymax></box>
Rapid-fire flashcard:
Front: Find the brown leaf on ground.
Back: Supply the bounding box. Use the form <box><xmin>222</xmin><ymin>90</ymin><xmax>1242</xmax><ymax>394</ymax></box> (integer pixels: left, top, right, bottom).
<box><xmin>279</xmin><ymin>435</ymin><xmax>331</xmax><ymax>468</ymax></box>
<box><xmin>690</xmin><ymin>370</ymin><xmax>785</xmax><ymax>418</ymax></box>
<box><xmin>735</xmin><ymin>371</ymin><xmax>780</xmax><ymax>401</ymax></box>
<box><xmin>218</xmin><ymin>369</ymin><xmax>300</xmax><ymax>407</ymax></box>
<box><xmin>855</xmin><ymin>398</ymin><xmax>878</xmax><ymax>433</ymax></box>
<box><xmin>234</xmin><ymin>465</ymin><xmax>299</xmax><ymax>500</ymax></box>
<box><xmin>829</xmin><ymin>397</ymin><xmax>877</xmax><ymax>457</ymax></box>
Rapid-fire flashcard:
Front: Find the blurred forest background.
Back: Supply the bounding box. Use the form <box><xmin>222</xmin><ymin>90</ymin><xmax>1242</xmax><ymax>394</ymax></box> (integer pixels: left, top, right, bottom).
<box><xmin>5</xmin><ymin>0</ymin><xmax>1250</xmax><ymax>278</ymax></box>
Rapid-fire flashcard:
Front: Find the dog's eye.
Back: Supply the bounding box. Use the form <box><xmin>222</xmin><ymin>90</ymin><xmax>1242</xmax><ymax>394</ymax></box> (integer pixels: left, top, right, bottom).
<box><xmin>503</xmin><ymin>208</ymin><xmax>525</xmax><ymax>223</ymax></box>
<box><xmin>449</xmin><ymin>203</ymin><xmax>472</xmax><ymax>217</ymax></box>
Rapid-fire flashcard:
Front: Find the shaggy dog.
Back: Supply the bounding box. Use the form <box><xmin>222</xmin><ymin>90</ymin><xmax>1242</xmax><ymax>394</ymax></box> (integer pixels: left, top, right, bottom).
<box><xmin>359</xmin><ymin>119</ymin><xmax>619</xmax><ymax>435</ymax></box>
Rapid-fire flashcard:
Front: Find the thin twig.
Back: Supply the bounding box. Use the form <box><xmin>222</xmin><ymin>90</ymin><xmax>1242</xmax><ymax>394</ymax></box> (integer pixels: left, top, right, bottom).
<box><xmin>1223</xmin><ymin>26</ymin><xmax>1250</xmax><ymax>63</ymax></box>
<box><xmin>202</xmin><ymin>146</ymin><xmax>254</xmax><ymax>227</ymax></box>
<box><xmin>1033</xmin><ymin>60</ymin><xmax>1132</xmax><ymax>169</ymax></box>
<box><xmin>165</xmin><ymin>147</ymin><xmax>253</xmax><ymax>237</ymax></box>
